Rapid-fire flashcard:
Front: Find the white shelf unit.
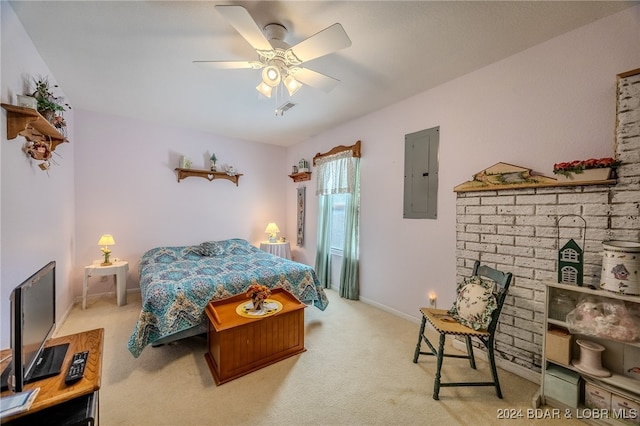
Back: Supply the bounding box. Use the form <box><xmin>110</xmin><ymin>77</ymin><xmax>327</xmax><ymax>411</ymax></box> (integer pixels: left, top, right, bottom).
<box><xmin>540</xmin><ymin>281</ymin><xmax>640</xmax><ymax>424</ymax></box>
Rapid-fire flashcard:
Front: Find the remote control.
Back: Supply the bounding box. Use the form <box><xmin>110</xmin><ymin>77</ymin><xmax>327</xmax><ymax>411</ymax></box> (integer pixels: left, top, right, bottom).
<box><xmin>64</xmin><ymin>351</ymin><xmax>89</xmax><ymax>384</ymax></box>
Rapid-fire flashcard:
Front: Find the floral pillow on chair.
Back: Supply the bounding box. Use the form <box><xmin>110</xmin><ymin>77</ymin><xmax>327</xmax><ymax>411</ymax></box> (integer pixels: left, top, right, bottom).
<box><xmin>448</xmin><ymin>275</ymin><xmax>497</xmax><ymax>331</ymax></box>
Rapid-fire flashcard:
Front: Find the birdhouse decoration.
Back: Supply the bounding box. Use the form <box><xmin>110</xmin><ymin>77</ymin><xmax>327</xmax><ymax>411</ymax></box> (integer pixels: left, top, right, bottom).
<box><xmin>557</xmin><ymin>215</ymin><xmax>586</xmax><ymax>286</ymax></box>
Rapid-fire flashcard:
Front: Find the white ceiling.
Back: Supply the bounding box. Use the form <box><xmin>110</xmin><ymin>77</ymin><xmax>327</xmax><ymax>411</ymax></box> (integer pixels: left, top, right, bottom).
<box><xmin>9</xmin><ymin>1</ymin><xmax>638</xmax><ymax>146</ymax></box>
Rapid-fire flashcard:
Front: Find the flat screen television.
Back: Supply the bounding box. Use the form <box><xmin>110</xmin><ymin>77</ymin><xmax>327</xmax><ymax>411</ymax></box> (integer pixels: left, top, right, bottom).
<box><xmin>1</xmin><ymin>261</ymin><xmax>68</xmax><ymax>392</ymax></box>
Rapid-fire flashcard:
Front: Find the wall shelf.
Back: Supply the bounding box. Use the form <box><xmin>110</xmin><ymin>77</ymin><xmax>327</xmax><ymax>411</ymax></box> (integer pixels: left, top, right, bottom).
<box><xmin>175</xmin><ymin>168</ymin><xmax>242</xmax><ymax>186</ymax></box>
<box><xmin>288</xmin><ymin>171</ymin><xmax>311</xmax><ymax>182</ymax></box>
<box><xmin>1</xmin><ymin>103</ymin><xmax>67</xmax><ymax>150</ymax></box>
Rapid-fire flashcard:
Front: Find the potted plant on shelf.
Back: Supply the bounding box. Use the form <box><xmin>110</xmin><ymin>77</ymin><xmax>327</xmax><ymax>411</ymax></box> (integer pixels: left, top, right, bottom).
<box><xmin>29</xmin><ymin>76</ymin><xmax>71</xmax><ymax>130</ymax></box>
<box><xmin>553</xmin><ymin>157</ymin><xmax>621</xmax><ymax>182</ymax></box>
<box><xmin>210</xmin><ymin>153</ymin><xmax>217</xmax><ymax>171</ymax></box>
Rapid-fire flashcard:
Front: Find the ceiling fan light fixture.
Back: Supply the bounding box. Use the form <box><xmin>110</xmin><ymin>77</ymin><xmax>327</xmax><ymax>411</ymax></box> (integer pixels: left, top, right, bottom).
<box><xmin>256</xmin><ymin>81</ymin><xmax>273</xmax><ymax>98</ymax></box>
<box><xmin>284</xmin><ymin>75</ymin><xmax>302</xmax><ymax>96</ymax></box>
<box><xmin>262</xmin><ymin>65</ymin><xmax>281</xmax><ymax>87</ymax></box>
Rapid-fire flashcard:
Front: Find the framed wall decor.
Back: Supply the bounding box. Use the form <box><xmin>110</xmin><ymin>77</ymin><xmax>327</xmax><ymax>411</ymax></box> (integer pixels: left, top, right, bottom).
<box><xmin>297</xmin><ymin>187</ymin><xmax>305</xmax><ymax>246</ymax></box>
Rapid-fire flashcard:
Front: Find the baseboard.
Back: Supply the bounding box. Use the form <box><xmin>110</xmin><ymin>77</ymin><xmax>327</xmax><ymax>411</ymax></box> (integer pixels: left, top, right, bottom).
<box><xmin>358</xmin><ymin>295</ymin><xmax>422</xmax><ymax>324</ymax></box>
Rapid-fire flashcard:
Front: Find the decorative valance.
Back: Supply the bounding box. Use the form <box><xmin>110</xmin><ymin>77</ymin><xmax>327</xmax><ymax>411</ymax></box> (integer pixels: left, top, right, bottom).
<box><xmin>313</xmin><ymin>141</ymin><xmax>362</xmax><ymax>196</ymax></box>
<box><xmin>312</xmin><ymin>140</ymin><xmax>361</xmax><ymax>166</ymax></box>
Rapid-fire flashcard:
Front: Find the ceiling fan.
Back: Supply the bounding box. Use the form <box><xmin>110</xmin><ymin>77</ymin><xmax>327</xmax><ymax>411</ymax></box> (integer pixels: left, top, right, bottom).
<box><xmin>194</xmin><ymin>5</ymin><xmax>352</xmax><ymax>98</ymax></box>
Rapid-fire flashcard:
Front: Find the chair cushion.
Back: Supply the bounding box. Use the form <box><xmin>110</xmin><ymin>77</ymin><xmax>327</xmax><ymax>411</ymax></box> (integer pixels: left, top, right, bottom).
<box><xmin>448</xmin><ymin>275</ymin><xmax>497</xmax><ymax>331</ymax></box>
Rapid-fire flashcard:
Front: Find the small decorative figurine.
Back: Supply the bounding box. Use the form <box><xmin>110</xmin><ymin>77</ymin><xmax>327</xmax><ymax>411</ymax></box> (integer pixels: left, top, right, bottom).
<box><xmin>557</xmin><ymin>215</ymin><xmax>585</xmax><ymax>286</ymax></box>
<box><xmin>210</xmin><ymin>153</ymin><xmax>217</xmax><ymax>171</ymax></box>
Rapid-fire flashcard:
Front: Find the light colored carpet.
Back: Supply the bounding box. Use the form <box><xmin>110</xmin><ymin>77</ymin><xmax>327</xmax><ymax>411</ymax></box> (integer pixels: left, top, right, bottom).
<box><xmin>56</xmin><ymin>289</ymin><xmax>580</xmax><ymax>425</ymax></box>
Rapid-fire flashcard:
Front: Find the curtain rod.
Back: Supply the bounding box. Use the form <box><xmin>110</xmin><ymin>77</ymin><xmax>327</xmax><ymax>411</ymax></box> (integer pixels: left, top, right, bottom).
<box><xmin>312</xmin><ymin>140</ymin><xmax>361</xmax><ymax>166</ymax></box>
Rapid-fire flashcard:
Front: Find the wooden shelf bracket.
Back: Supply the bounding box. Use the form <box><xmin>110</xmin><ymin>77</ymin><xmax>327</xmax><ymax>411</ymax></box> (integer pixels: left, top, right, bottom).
<box><xmin>288</xmin><ymin>171</ymin><xmax>311</xmax><ymax>182</ymax></box>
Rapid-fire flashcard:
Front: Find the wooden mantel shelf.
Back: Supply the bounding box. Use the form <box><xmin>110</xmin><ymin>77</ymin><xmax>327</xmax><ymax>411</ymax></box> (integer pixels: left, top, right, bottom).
<box><xmin>454</xmin><ymin>179</ymin><xmax>617</xmax><ymax>192</ymax></box>
<box><xmin>1</xmin><ymin>103</ymin><xmax>67</xmax><ymax>150</ymax></box>
<box><xmin>175</xmin><ymin>168</ymin><xmax>242</xmax><ymax>186</ymax></box>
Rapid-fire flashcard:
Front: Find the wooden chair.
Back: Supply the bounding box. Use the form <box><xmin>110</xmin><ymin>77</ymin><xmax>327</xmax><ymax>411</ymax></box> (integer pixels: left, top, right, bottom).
<box><xmin>413</xmin><ymin>261</ymin><xmax>513</xmax><ymax>400</ymax></box>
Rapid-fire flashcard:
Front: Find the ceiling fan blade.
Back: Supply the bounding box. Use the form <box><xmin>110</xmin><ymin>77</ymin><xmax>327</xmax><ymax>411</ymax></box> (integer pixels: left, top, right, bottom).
<box><xmin>193</xmin><ymin>60</ymin><xmax>263</xmax><ymax>70</ymax></box>
<box><xmin>288</xmin><ymin>23</ymin><xmax>352</xmax><ymax>64</ymax></box>
<box><xmin>215</xmin><ymin>5</ymin><xmax>273</xmax><ymax>55</ymax></box>
<box><xmin>292</xmin><ymin>68</ymin><xmax>340</xmax><ymax>93</ymax></box>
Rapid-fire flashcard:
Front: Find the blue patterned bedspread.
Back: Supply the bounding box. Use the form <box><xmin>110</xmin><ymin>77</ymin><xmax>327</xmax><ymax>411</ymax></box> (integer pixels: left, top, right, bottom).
<box><xmin>127</xmin><ymin>239</ymin><xmax>328</xmax><ymax>357</ymax></box>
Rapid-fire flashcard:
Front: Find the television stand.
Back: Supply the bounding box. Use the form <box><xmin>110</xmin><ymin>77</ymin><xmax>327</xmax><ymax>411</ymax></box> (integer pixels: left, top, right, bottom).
<box><xmin>0</xmin><ymin>343</ymin><xmax>69</xmax><ymax>392</ymax></box>
<box><xmin>0</xmin><ymin>328</ymin><xmax>103</xmax><ymax>424</ymax></box>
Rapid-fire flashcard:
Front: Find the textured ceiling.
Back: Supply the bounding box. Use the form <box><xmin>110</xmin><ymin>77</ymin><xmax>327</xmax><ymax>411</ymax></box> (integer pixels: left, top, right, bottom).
<box><xmin>9</xmin><ymin>1</ymin><xmax>638</xmax><ymax>146</ymax></box>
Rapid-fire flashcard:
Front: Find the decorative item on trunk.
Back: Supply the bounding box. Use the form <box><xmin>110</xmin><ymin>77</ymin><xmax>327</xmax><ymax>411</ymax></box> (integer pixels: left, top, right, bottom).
<box><xmin>556</xmin><ymin>215</ymin><xmax>585</xmax><ymax>286</ymax></box>
<box><xmin>246</xmin><ymin>283</ymin><xmax>270</xmax><ymax>311</ymax></box>
<box><xmin>236</xmin><ymin>283</ymin><xmax>283</xmax><ymax>318</ymax></box>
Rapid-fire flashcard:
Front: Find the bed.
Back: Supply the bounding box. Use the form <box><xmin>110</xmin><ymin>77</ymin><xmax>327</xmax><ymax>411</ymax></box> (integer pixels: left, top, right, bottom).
<box><xmin>127</xmin><ymin>238</ymin><xmax>328</xmax><ymax>357</ymax></box>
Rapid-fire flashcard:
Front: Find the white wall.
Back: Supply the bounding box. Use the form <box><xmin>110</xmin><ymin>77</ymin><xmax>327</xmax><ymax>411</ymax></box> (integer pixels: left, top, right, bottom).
<box><xmin>2</xmin><ymin>2</ymin><xmax>638</xmax><ymax>350</ymax></box>
<box><xmin>288</xmin><ymin>6</ymin><xmax>640</xmax><ymax>319</ymax></box>
<box><xmin>72</xmin><ymin>110</ymin><xmax>288</xmax><ymax>295</ymax></box>
<box><xmin>1</xmin><ymin>1</ymin><xmax>76</xmax><ymax>348</ymax></box>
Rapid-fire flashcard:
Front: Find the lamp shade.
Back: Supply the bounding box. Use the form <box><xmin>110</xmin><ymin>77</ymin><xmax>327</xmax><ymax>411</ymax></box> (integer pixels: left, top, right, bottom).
<box><xmin>98</xmin><ymin>234</ymin><xmax>115</xmax><ymax>246</ymax></box>
<box><xmin>256</xmin><ymin>81</ymin><xmax>273</xmax><ymax>98</ymax></box>
<box><xmin>264</xmin><ymin>223</ymin><xmax>280</xmax><ymax>235</ymax></box>
<box><xmin>284</xmin><ymin>75</ymin><xmax>302</xmax><ymax>96</ymax></box>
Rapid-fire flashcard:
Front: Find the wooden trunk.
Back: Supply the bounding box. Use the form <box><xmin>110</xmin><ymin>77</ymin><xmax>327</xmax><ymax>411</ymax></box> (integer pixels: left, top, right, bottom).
<box><xmin>204</xmin><ymin>288</ymin><xmax>306</xmax><ymax>385</ymax></box>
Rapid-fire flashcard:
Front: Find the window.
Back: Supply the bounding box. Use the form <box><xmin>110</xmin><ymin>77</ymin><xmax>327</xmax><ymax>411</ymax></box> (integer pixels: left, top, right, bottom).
<box><xmin>330</xmin><ymin>193</ymin><xmax>349</xmax><ymax>252</ymax></box>
<box><xmin>561</xmin><ymin>266</ymin><xmax>578</xmax><ymax>284</ymax></box>
<box><xmin>561</xmin><ymin>249</ymin><xmax>579</xmax><ymax>263</ymax></box>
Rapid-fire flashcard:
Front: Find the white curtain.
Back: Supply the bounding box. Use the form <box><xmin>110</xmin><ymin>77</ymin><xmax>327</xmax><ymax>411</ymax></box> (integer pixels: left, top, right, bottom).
<box><xmin>315</xmin><ymin>150</ymin><xmax>357</xmax><ymax>195</ymax></box>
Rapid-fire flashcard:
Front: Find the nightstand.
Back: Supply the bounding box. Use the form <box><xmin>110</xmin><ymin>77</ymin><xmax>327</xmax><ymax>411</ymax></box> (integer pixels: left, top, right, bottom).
<box><xmin>83</xmin><ymin>260</ymin><xmax>129</xmax><ymax>309</ymax></box>
<box><xmin>259</xmin><ymin>241</ymin><xmax>292</xmax><ymax>260</ymax></box>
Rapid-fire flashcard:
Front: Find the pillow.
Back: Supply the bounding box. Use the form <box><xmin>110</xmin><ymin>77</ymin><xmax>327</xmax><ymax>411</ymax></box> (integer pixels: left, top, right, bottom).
<box><xmin>448</xmin><ymin>275</ymin><xmax>497</xmax><ymax>331</ymax></box>
<box><xmin>222</xmin><ymin>239</ymin><xmax>253</xmax><ymax>255</ymax></box>
<box><xmin>197</xmin><ymin>241</ymin><xmax>225</xmax><ymax>257</ymax></box>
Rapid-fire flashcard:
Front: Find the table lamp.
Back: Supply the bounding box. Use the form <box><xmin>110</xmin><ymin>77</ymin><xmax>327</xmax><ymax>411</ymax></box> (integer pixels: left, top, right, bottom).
<box><xmin>98</xmin><ymin>234</ymin><xmax>115</xmax><ymax>266</ymax></box>
<box><xmin>265</xmin><ymin>223</ymin><xmax>280</xmax><ymax>243</ymax></box>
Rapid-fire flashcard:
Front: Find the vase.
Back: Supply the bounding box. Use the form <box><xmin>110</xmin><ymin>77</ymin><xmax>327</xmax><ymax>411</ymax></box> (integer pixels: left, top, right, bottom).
<box><xmin>251</xmin><ymin>297</ymin><xmax>264</xmax><ymax>311</ymax></box>
<box><xmin>555</xmin><ymin>168</ymin><xmax>611</xmax><ymax>182</ymax></box>
<box><xmin>40</xmin><ymin>109</ymin><xmax>55</xmax><ymax>124</ymax></box>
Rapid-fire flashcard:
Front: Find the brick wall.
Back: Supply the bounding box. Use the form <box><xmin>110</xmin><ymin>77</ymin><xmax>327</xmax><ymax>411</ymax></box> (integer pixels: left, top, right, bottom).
<box><xmin>455</xmin><ymin>70</ymin><xmax>640</xmax><ymax>373</ymax></box>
